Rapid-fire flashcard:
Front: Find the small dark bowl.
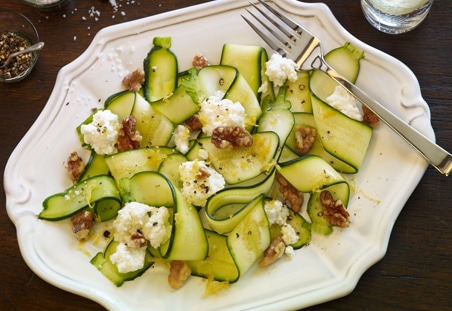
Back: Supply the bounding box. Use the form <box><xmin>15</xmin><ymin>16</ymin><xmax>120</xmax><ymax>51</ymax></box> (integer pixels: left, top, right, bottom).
<box><xmin>0</xmin><ymin>10</ymin><xmax>40</xmax><ymax>83</ymax></box>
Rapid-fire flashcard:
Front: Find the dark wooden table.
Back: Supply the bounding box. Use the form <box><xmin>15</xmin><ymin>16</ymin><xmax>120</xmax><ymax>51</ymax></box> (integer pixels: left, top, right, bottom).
<box><xmin>1</xmin><ymin>1</ymin><xmax>450</xmax><ymax>310</ymax></box>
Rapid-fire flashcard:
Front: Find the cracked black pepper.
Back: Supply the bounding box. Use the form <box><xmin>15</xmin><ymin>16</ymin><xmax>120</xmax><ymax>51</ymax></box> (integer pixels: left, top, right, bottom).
<box><xmin>0</xmin><ymin>32</ymin><xmax>33</xmax><ymax>79</ymax></box>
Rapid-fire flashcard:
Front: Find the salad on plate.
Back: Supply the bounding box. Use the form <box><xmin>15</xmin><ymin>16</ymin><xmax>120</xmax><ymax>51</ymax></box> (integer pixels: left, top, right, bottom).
<box><xmin>38</xmin><ymin>36</ymin><xmax>379</xmax><ymax>294</ymax></box>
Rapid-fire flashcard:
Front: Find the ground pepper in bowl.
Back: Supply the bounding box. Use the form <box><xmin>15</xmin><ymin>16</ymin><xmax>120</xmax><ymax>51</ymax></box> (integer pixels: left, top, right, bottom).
<box><xmin>0</xmin><ymin>32</ymin><xmax>33</xmax><ymax>79</ymax></box>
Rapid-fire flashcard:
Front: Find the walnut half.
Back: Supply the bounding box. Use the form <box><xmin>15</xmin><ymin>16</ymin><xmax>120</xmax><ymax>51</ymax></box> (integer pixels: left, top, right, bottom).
<box><xmin>117</xmin><ymin>116</ymin><xmax>142</xmax><ymax>152</ymax></box>
<box><xmin>71</xmin><ymin>210</ymin><xmax>95</xmax><ymax>241</ymax></box>
<box><xmin>211</xmin><ymin>126</ymin><xmax>253</xmax><ymax>150</ymax></box>
<box><xmin>319</xmin><ymin>190</ymin><xmax>350</xmax><ymax>227</ymax></box>
<box><xmin>168</xmin><ymin>260</ymin><xmax>191</xmax><ymax>289</ymax></box>
<box><xmin>294</xmin><ymin>126</ymin><xmax>316</xmax><ymax>155</ymax></box>
<box><xmin>67</xmin><ymin>151</ymin><xmax>85</xmax><ymax>181</ymax></box>
<box><xmin>192</xmin><ymin>53</ymin><xmax>209</xmax><ymax>72</ymax></box>
<box><xmin>362</xmin><ymin>105</ymin><xmax>380</xmax><ymax>127</ymax></box>
<box><xmin>275</xmin><ymin>173</ymin><xmax>304</xmax><ymax>213</ymax></box>
<box><xmin>122</xmin><ymin>69</ymin><xmax>144</xmax><ymax>92</ymax></box>
<box><xmin>259</xmin><ymin>236</ymin><xmax>285</xmax><ymax>267</ymax></box>
<box><xmin>184</xmin><ymin>115</ymin><xmax>203</xmax><ymax>132</ymax></box>
<box><xmin>128</xmin><ymin>231</ymin><xmax>147</xmax><ymax>248</ymax></box>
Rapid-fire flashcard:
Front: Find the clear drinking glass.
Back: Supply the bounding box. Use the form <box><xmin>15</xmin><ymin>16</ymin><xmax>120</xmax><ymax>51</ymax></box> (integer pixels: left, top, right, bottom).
<box><xmin>23</xmin><ymin>0</ymin><xmax>69</xmax><ymax>10</ymax></box>
<box><xmin>361</xmin><ymin>0</ymin><xmax>433</xmax><ymax>34</ymax></box>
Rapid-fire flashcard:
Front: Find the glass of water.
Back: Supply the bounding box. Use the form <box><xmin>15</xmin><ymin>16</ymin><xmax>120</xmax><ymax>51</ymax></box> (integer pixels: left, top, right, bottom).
<box><xmin>361</xmin><ymin>0</ymin><xmax>433</xmax><ymax>34</ymax></box>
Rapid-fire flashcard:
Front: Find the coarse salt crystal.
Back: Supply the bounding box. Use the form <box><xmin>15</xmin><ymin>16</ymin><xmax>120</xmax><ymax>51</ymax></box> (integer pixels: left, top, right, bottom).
<box><xmin>110</xmin><ymin>0</ymin><xmax>118</xmax><ymax>11</ymax></box>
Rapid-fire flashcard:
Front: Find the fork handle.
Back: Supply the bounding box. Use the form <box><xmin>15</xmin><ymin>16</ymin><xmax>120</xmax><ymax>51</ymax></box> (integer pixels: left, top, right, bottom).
<box><xmin>325</xmin><ymin>67</ymin><xmax>452</xmax><ymax>176</ymax></box>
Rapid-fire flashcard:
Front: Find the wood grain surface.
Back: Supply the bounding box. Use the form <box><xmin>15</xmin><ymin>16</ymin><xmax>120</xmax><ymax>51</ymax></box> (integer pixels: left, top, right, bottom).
<box><xmin>1</xmin><ymin>1</ymin><xmax>450</xmax><ymax>310</ymax></box>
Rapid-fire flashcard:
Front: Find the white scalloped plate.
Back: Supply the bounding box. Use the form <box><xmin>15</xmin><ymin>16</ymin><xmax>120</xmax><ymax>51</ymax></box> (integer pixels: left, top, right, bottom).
<box><xmin>4</xmin><ymin>0</ymin><xmax>432</xmax><ymax>310</ymax></box>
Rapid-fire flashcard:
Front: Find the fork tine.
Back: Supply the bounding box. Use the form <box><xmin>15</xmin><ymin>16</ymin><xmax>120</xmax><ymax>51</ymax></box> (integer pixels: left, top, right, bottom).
<box><xmin>249</xmin><ymin>2</ymin><xmax>297</xmax><ymax>44</ymax></box>
<box><xmin>242</xmin><ymin>10</ymin><xmax>291</xmax><ymax>52</ymax></box>
<box><xmin>257</xmin><ymin>0</ymin><xmax>304</xmax><ymax>36</ymax></box>
<box><xmin>241</xmin><ymin>14</ymin><xmax>288</xmax><ymax>56</ymax></box>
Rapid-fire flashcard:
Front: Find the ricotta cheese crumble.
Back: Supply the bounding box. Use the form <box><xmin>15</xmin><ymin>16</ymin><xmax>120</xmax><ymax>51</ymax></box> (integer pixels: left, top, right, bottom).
<box><xmin>265</xmin><ymin>53</ymin><xmax>298</xmax><ymax>88</ymax></box>
<box><xmin>110</xmin><ymin>202</ymin><xmax>171</xmax><ymax>273</ymax></box>
<box><xmin>110</xmin><ymin>243</ymin><xmax>147</xmax><ymax>274</ymax></box>
<box><xmin>264</xmin><ymin>199</ymin><xmax>289</xmax><ymax>226</ymax></box>
<box><xmin>264</xmin><ymin>199</ymin><xmax>299</xmax><ymax>256</ymax></box>
<box><xmin>325</xmin><ymin>85</ymin><xmax>363</xmax><ymax>121</ymax></box>
<box><xmin>172</xmin><ymin>124</ymin><xmax>191</xmax><ymax>154</ymax></box>
<box><xmin>80</xmin><ymin>109</ymin><xmax>120</xmax><ymax>155</ymax></box>
<box><xmin>179</xmin><ymin>160</ymin><xmax>225</xmax><ymax>207</ymax></box>
<box><xmin>197</xmin><ymin>91</ymin><xmax>246</xmax><ymax>136</ymax></box>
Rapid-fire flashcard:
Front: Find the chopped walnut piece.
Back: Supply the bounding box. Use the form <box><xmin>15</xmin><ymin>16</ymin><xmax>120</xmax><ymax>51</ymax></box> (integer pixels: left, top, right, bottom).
<box><xmin>71</xmin><ymin>210</ymin><xmax>95</xmax><ymax>241</ymax></box>
<box><xmin>122</xmin><ymin>69</ymin><xmax>145</xmax><ymax>92</ymax></box>
<box><xmin>128</xmin><ymin>231</ymin><xmax>147</xmax><ymax>248</ymax></box>
<box><xmin>197</xmin><ymin>166</ymin><xmax>211</xmax><ymax>179</ymax></box>
<box><xmin>117</xmin><ymin>116</ymin><xmax>142</xmax><ymax>152</ymax></box>
<box><xmin>294</xmin><ymin>126</ymin><xmax>316</xmax><ymax>155</ymax></box>
<box><xmin>67</xmin><ymin>151</ymin><xmax>85</xmax><ymax>181</ymax></box>
<box><xmin>275</xmin><ymin>173</ymin><xmax>304</xmax><ymax>213</ymax></box>
<box><xmin>319</xmin><ymin>190</ymin><xmax>350</xmax><ymax>228</ymax></box>
<box><xmin>259</xmin><ymin>236</ymin><xmax>285</xmax><ymax>267</ymax></box>
<box><xmin>362</xmin><ymin>105</ymin><xmax>380</xmax><ymax>127</ymax></box>
<box><xmin>184</xmin><ymin>116</ymin><xmax>203</xmax><ymax>132</ymax></box>
<box><xmin>211</xmin><ymin>126</ymin><xmax>253</xmax><ymax>150</ymax></box>
<box><xmin>192</xmin><ymin>53</ymin><xmax>209</xmax><ymax>72</ymax></box>
<box><xmin>168</xmin><ymin>260</ymin><xmax>192</xmax><ymax>289</ymax></box>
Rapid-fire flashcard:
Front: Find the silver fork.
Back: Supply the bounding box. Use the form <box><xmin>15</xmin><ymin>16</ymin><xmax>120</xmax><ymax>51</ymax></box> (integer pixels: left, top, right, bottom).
<box><xmin>243</xmin><ymin>0</ymin><xmax>452</xmax><ymax>176</ymax></box>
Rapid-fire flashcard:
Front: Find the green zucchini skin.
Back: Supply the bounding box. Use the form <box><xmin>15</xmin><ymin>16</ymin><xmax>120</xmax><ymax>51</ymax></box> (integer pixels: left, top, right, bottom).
<box><xmin>220</xmin><ymin>43</ymin><xmax>267</xmax><ymax>99</ymax></box>
<box><xmin>131</xmin><ymin>93</ymin><xmax>174</xmax><ymax>148</ymax></box>
<box><xmin>309</xmin><ymin>42</ymin><xmax>364</xmax><ymax>103</ymax></box>
<box><xmin>143</xmin><ymin>37</ymin><xmax>178</xmax><ymax>103</ymax></box>
<box><xmin>257</xmin><ymin>106</ymin><xmax>294</xmax><ymax>151</ymax></box>
<box><xmin>278</xmin><ymin>155</ymin><xmax>348</xmax><ymax>193</ymax></box>
<box><xmin>310</xmin><ymin>95</ymin><xmax>372</xmax><ymax>172</ymax></box>
<box><xmin>284</xmin><ymin>112</ymin><xmax>355</xmax><ymax>173</ymax></box>
<box><xmin>278</xmin><ymin>156</ymin><xmax>350</xmax><ymax>236</ymax></box>
<box><xmin>39</xmin><ymin>175</ymin><xmax>121</xmax><ymax>221</ymax></box>
<box><xmin>151</xmin><ymin>83</ymin><xmax>200</xmax><ymax>124</ymax></box>
<box><xmin>269</xmin><ymin>208</ymin><xmax>312</xmax><ymax>249</ymax></box>
<box><xmin>307</xmin><ymin>42</ymin><xmax>372</xmax><ymax>173</ymax></box>
<box><xmin>307</xmin><ymin>182</ymin><xmax>351</xmax><ymax>236</ymax></box>
<box><xmin>284</xmin><ymin>70</ymin><xmax>312</xmax><ymax>113</ymax></box>
<box><xmin>104</xmin><ymin>90</ymin><xmax>136</xmax><ymax>120</ymax></box>
<box><xmin>205</xmin><ymin>169</ymin><xmax>276</xmax><ymax>234</ymax></box>
<box><xmin>77</xmin><ymin>151</ymin><xmax>109</xmax><ymax>182</ymax></box>
<box><xmin>188</xmin><ymin>230</ymin><xmax>239</xmax><ymax>283</ymax></box>
<box><xmin>119</xmin><ymin>171</ymin><xmax>175</xmax><ymax>207</ymax></box>
<box><xmin>307</xmin><ymin>191</ymin><xmax>334</xmax><ymax>236</ymax></box>
<box><xmin>196</xmin><ymin>132</ymin><xmax>279</xmax><ymax>185</ymax></box>
<box><xmin>90</xmin><ymin>240</ymin><xmax>154</xmax><ymax>287</ymax></box>
<box><xmin>104</xmin><ymin>146</ymin><xmax>176</xmax><ymax>183</ymax></box>
<box><xmin>158</xmin><ymin>153</ymin><xmax>187</xmax><ymax>189</ymax></box>
<box><xmin>325</xmin><ymin>42</ymin><xmax>364</xmax><ymax>84</ymax></box>
<box><xmin>226</xmin><ymin>194</ymin><xmax>270</xmax><ymax>277</ymax></box>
